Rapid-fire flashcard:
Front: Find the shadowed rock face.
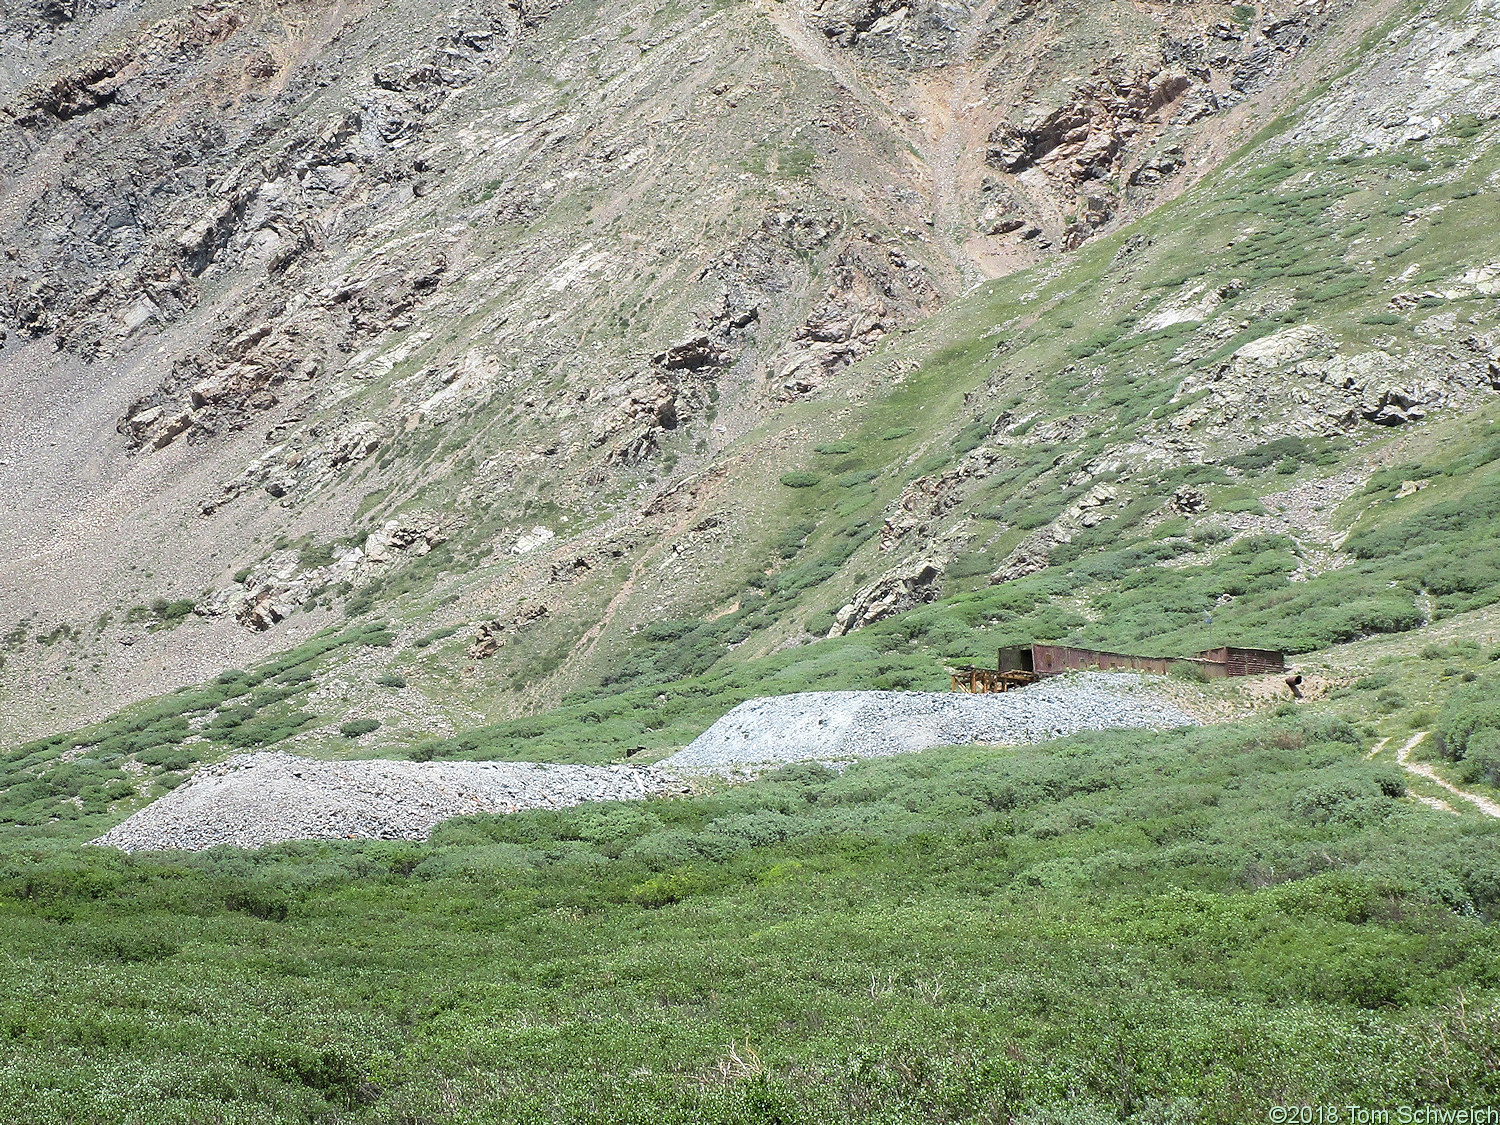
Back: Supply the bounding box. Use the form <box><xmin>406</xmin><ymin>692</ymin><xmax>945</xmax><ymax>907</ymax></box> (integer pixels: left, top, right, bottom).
<box><xmin>0</xmin><ymin>0</ymin><xmax>1493</xmax><ymax>745</ymax></box>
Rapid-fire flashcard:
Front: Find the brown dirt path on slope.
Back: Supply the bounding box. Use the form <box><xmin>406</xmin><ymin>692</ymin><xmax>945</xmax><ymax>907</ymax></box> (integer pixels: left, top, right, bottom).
<box><xmin>1393</xmin><ymin>731</ymin><xmax>1500</xmax><ymax>818</ymax></box>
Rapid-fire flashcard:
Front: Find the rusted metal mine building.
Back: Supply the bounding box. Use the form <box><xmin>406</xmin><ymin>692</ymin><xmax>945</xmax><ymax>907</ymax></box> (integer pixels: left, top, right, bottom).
<box><xmin>952</xmin><ymin>644</ymin><xmax>1285</xmax><ymax>693</ymax></box>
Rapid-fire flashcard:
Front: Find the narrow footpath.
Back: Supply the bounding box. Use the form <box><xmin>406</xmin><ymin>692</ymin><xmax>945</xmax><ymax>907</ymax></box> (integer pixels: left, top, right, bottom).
<box><xmin>1387</xmin><ymin>731</ymin><xmax>1500</xmax><ymax>818</ymax></box>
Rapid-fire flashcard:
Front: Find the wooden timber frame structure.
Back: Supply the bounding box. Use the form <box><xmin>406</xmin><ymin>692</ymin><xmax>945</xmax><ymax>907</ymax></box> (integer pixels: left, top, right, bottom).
<box><xmin>949</xmin><ymin>666</ymin><xmax>1038</xmax><ymax>693</ymax></box>
<box><xmin>951</xmin><ymin>643</ymin><xmax>1285</xmax><ymax>693</ymax></box>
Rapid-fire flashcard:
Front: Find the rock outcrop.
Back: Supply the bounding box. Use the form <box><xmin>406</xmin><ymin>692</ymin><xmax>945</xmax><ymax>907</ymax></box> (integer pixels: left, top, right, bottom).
<box><xmin>1167</xmin><ymin>326</ymin><xmax>1496</xmax><ymax>439</ymax></box>
<box><xmin>828</xmin><ymin>559</ymin><xmax>944</xmax><ymax>636</ymax></box>
<box><xmin>468</xmin><ymin>603</ymin><xmax>549</xmax><ymax>659</ymax></box>
<box><xmin>1</xmin><ymin>0</ymin><xmax>1495</xmax><ymax>752</ymax></box>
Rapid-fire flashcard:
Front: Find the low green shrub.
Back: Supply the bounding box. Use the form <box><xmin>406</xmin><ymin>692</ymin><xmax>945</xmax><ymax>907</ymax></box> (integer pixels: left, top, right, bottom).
<box><xmin>147</xmin><ymin>598</ymin><xmax>196</xmax><ymax>628</ymax></box>
<box><xmin>1435</xmin><ymin>677</ymin><xmax>1500</xmax><ymax>761</ymax></box>
<box><xmin>1</xmin><ymin>711</ymin><xmax>1498</xmax><ymax>1122</ymax></box>
<box><xmin>779</xmin><ymin>471</ymin><xmax>822</xmax><ymax>488</ymax></box>
<box><xmin>628</xmin><ymin>868</ymin><xmax>707</xmax><ymax>908</ymax></box>
<box><xmin>135</xmin><ymin>745</ymin><xmax>198</xmax><ymax>771</ymax></box>
<box><xmin>1457</xmin><ymin>730</ymin><xmax>1500</xmax><ymax>786</ymax></box>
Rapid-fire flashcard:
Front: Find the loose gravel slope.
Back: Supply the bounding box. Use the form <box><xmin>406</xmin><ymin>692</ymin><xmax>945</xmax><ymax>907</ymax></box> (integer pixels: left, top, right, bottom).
<box><xmin>94</xmin><ymin>753</ymin><xmax>685</xmax><ymax>853</ymax></box>
<box><xmin>93</xmin><ymin>675</ymin><xmax>1193</xmax><ymax>852</ymax></box>
<box><xmin>661</xmin><ymin>674</ymin><xmax>1196</xmax><ymax>772</ymax></box>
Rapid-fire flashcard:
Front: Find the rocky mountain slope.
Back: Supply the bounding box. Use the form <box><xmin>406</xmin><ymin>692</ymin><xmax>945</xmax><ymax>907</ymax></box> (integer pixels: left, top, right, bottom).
<box><xmin>1</xmin><ymin>0</ymin><xmax>1498</xmax><ymax>783</ymax></box>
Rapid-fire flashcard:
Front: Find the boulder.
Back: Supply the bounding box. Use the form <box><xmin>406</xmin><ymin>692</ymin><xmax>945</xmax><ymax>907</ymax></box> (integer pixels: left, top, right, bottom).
<box><xmin>1396</xmin><ymin>479</ymin><xmax>1428</xmax><ymax>499</ymax></box>
<box><xmin>1169</xmin><ymin>485</ymin><xmax>1208</xmax><ymax>514</ymax></box>
<box><xmin>150</xmin><ymin>411</ymin><xmax>195</xmax><ymax>450</ymax></box>
<box><xmin>468</xmin><ymin>621</ymin><xmax>507</xmax><ymax>659</ymax></box>
<box><xmin>1361</xmin><ymin>387</ymin><xmax>1426</xmax><ymax>427</ymax></box>
<box><xmin>652</xmin><ymin>336</ymin><xmax>723</xmax><ymax>371</ymax></box>
<box><xmin>468</xmin><ymin>604</ymin><xmax>550</xmax><ymax>658</ymax></box>
<box><xmin>365</xmin><ymin>516</ymin><xmax>449</xmax><ymax>562</ymax></box>
<box><xmin>513</xmin><ymin>526</ymin><xmax>555</xmax><ymax>554</ymax></box>
<box><xmin>236</xmin><ymin>586</ymin><xmax>290</xmax><ymax>630</ymax></box>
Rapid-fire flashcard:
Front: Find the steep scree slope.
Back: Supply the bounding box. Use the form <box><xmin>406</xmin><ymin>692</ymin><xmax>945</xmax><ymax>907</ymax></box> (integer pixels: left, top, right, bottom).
<box><xmin>1</xmin><ymin>0</ymin><xmax>1498</xmax><ymax>775</ymax></box>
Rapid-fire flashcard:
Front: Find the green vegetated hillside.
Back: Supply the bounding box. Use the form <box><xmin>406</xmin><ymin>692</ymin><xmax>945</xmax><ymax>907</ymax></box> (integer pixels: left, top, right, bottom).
<box><xmin>4</xmin><ymin>0</ymin><xmax>1497</xmax><ymax>754</ymax></box>
<box><xmin>294</xmin><ymin>82</ymin><xmax>1500</xmax><ymax>748</ymax></box>
<box><xmin>372</xmin><ymin>128</ymin><xmax>1500</xmax><ymax>759</ymax></box>
<box><xmin>753</xmin><ymin>139</ymin><xmax>1500</xmax><ymax>660</ymax></box>
<box><xmin>3</xmin><ymin>706</ymin><xmax>1500</xmax><ymax>1122</ymax></box>
<box><xmin>121</xmin><ymin>123</ymin><xmax>1490</xmax><ymax>777</ymax></box>
<box><xmin>5</xmin><ymin>0</ymin><xmax>1500</xmax><ymax>1119</ymax></box>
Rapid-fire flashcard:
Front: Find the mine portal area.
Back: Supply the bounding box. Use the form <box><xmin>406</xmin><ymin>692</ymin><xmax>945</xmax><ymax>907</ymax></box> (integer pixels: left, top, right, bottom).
<box><xmin>950</xmin><ymin>643</ymin><xmax>1284</xmax><ymax>693</ymax></box>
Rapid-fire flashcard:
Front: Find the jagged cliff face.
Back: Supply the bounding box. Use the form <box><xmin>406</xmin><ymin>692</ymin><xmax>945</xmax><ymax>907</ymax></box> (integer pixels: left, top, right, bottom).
<box><xmin>0</xmin><ymin>0</ymin><xmax>1495</xmax><ymax>744</ymax></box>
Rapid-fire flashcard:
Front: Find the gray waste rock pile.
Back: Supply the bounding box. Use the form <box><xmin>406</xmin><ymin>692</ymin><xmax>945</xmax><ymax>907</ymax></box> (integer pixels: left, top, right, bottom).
<box><xmin>662</xmin><ymin>673</ymin><xmax>1195</xmax><ymax>773</ymax></box>
<box><xmin>93</xmin><ymin>752</ymin><xmax>685</xmax><ymax>852</ymax></box>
